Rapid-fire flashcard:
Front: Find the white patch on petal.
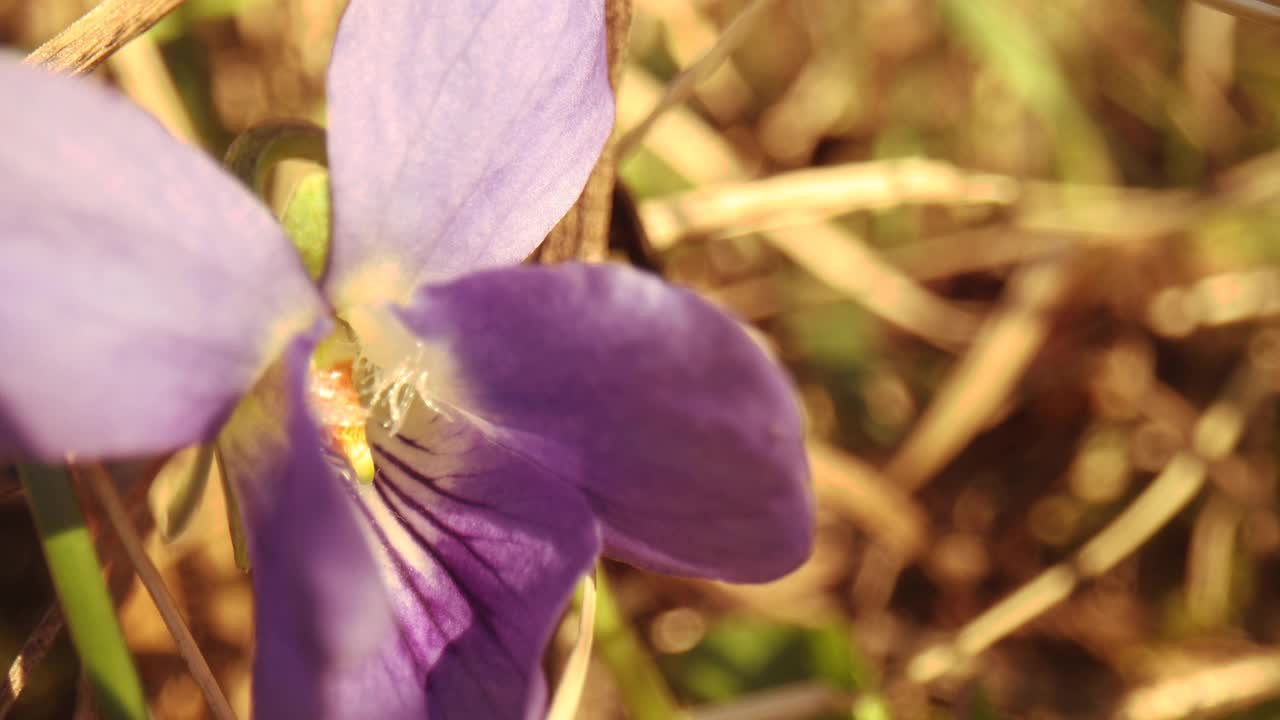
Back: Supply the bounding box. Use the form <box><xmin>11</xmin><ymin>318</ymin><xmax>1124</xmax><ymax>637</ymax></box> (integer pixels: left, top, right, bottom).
<box><xmin>345</xmin><ymin>304</ymin><xmax>458</xmax><ymax>434</ymax></box>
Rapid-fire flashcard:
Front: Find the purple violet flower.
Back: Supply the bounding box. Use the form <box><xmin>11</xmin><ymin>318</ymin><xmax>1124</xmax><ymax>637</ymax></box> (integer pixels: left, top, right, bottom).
<box><xmin>1</xmin><ymin>2</ymin><xmax>813</xmax><ymax>718</ymax></box>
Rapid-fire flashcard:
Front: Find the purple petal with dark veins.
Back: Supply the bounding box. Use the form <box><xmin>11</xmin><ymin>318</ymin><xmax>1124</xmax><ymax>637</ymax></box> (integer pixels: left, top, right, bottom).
<box><xmin>0</xmin><ymin>56</ymin><xmax>322</xmax><ymax>462</ymax></box>
<box><xmin>217</xmin><ymin>329</ymin><xmax>400</xmax><ymax>720</ymax></box>
<box><xmin>394</xmin><ymin>263</ymin><xmax>814</xmax><ymax>583</ymax></box>
<box><xmin>320</xmin><ymin>404</ymin><xmax>599</xmax><ymax>718</ymax></box>
<box><xmin>323</xmin><ymin>0</ymin><xmax>613</xmax><ymax>307</ymax></box>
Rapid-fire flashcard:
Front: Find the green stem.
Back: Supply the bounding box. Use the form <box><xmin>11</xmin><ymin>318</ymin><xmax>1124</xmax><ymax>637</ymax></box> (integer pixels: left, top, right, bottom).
<box><xmin>19</xmin><ymin>464</ymin><xmax>147</xmax><ymax>719</ymax></box>
<box><xmin>593</xmin><ymin>568</ymin><xmax>687</xmax><ymax>720</ymax></box>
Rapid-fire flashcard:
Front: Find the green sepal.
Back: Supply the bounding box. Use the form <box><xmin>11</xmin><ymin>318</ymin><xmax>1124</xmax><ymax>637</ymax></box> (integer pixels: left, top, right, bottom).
<box><xmin>213</xmin><ymin>445</ymin><xmax>252</xmax><ymax>573</ymax></box>
<box><xmin>147</xmin><ymin>444</ymin><xmax>214</xmax><ymax>542</ymax></box>
<box><xmin>223</xmin><ymin>121</ymin><xmax>328</xmax><ymax>198</ymax></box>
<box><xmin>281</xmin><ymin>171</ymin><xmax>332</xmax><ymax>282</ymax></box>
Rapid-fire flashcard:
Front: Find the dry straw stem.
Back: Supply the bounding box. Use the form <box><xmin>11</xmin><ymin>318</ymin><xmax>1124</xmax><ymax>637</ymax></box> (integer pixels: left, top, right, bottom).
<box><xmin>538</xmin><ymin>0</ymin><xmax>634</xmax><ymax>263</ymax></box>
<box><xmin>1184</xmin><ymin>495</ymin><xmax>1241</xmax><ymax>627</ymax></box>
<box><xmin>907</xmin><ymin>338</ymin><xmax>1278</xmax><ymax>685</ymax></box>
<box><xmin>1117</xmin><ymin>649</ymin><xmax>1280</xmax><ymax>720</ymax></box>
<box><xmin>808</xmin><ymin>441</ymin><xmax>928</xmax><ymax>558</ymax></box>
<box><xmin>79</xmin><ymin>464</ymin><xmax>236</xmax><ymax>720</ymax></box>
<box><xmin>0</xmin><ymin>604</ymin><xmax>64</xmax><ymax>719</ymax></box>
<box><xmin>618</xmin><ymin>69</ymin><xmax>980</xmax><ymax>350</ymax></box>
<box><xmin>24</xmin><ymin>0</ymin><xmax>185</xmax><ymax>76</ymax></box>
<box><xmin>766</xmin><ymin>224</ymin><xmax>983</xmax><ymax>351</ymax></box>
<box><xmin>545</xmin><ymin>574</ymin><xmax>598</xmax><ymax>720</ymax></box>
<box><xmin>1181</xmin><ymin>3</ymin><xmax>1241</xmax><ymax>154</ymax></box>
<box><xmin>639</xmin><ymin>159</ymin><xmax>1019</xmax><ymax>250</ymax></box>
<box><xmin>105</xmin><ymin>23</ymin><xmax>197</xmax><ymax>141</ymax></box>
<box><xmin>884</xmin><ymin>259</ymin><xmax>1072</xmax><ymax>491</ymax></box>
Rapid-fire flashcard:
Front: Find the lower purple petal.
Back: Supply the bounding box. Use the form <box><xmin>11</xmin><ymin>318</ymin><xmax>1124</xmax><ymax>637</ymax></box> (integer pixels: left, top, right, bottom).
<box><xmin>221</xmin><ymin>326</ymin><xmax>598</xmax><ymax>718</ymax></box>
<box><xmin>216</xmin><ymin>331</ymin><xmax>397</xmax><ymax>719</ymax></box>
<box><xmin>326</xmin><ymin>406</ymin><xmax>600</xmax><ymax>718</ymax></box>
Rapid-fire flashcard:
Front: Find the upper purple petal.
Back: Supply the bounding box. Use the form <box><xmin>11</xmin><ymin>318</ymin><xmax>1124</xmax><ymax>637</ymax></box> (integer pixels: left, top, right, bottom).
<box><xmin>323</xmin><ymin>0</ymin><xmax>613</xmax><ymax>307</ymax></box>
<box><xmin>217</xmin><ymin>330</ymin><xmax>399</xmax><ymax>720</ymax></box>
<box><xmin>392</xmin><ymin>264</ymin><xmax>814</xmax><ymax>583</ymax></box>
<box><xmin>0</xmin><ymin>56</ymin><xmax>323</xmax><ymax>462</ymax></box>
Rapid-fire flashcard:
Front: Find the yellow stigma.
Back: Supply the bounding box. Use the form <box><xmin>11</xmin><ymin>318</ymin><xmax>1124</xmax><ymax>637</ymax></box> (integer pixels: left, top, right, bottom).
<box><xmin>308</xmin><ymin>354</ymin><xmax>376</xmax><ymax>483</ymax></box>
<box><xmin>306</xmin><ymin>307</ymin><xmax>451</xmax><ymax>483</ymax></box>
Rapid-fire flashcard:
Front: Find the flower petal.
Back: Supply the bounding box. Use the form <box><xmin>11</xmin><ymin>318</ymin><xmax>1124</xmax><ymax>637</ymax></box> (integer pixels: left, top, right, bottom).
<box><xmin>324</xmin><ymin>0</ymin><xmax>613</xmax><ymax>306</ymax></box>
<box><xmin>326</xmin><ymin>406</ymin><xmax>599</xmax><ymax>718</ymax></box>
<box><xmin>0</xmin><ymin>57</ymin><xmax>323</xmax><ymax>462</ymax></box>
<box><xmin>217</xmin><ymin>330</ymin><xmax>398</xmax><ymax>720</ymax></box>
<box><xmin>393</xmin><ymin>264</ymin><xmax>814</xmax><ymax>583</ymax></box>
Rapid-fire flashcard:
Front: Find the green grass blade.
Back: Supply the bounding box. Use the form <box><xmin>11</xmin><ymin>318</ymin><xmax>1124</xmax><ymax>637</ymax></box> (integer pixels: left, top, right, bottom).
<box><xmin>19</xmin><ymin>464</ymin><xmax>147</xmax><ymax>720</ymax></box>
<box><xmin>594</xmin><ymin>568</ymin><xmax>687</xmax><ymax>720</ymax></box>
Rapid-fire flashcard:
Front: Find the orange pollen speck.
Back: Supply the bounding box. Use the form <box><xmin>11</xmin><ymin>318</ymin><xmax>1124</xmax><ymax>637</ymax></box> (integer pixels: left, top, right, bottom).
<box><xmin>307</xmin><ymin>360</ymin><xmax>375</xmax><ymax>482</ymax></box>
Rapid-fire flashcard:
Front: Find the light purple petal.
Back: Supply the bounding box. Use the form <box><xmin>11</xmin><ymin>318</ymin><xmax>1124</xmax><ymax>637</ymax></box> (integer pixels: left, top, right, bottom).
<box><xmin>324</xmin><ymin>0</ymin><xmax>613</xmax><ymax>307</ymax></box>
<box><xmin>0</xmin><ymin>57</ymin><xmax>322</xmax><ymax>462</ymax></box>
<box><xmin>217</xmin><ymin>330</ymin><xmax>398</xmax><ymax>720</ymax></box>
<box><xmin>321</xmin><ymin>403</ymin><xmax>599</xmax><ymax>718</ymax></box>
<box><xmin>393</xmin><ymin>264</ymin><xmax>814</xmax><ymax>583</ymax></box>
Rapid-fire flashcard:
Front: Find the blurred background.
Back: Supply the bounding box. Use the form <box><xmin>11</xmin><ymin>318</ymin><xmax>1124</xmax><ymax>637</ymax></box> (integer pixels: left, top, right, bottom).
<box><xmin>6</xmin><ymin>0</ymin><xmax>1280</xmax><ymax>717</ymax></box>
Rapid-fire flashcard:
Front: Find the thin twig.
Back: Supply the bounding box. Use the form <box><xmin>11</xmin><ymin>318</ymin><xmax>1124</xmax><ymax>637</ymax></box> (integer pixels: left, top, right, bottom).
<box><xmin>0</xmin><ymin>604</ymin><xmax>65</xmax><ymax>719</ymax></box>
<box><xmin>79</xmin><ymin>464</ymin><xmax>236</xmax><ymax>720</ymax></box>
<box><xmin>24</xmin><ymin>0</ymin><xmax>186</xmax><ymax>76</ymax></box>
<box><xmin>617</xmin><ymin>0</ymin><xmax>777</xmax><ymax>158</ymax></box>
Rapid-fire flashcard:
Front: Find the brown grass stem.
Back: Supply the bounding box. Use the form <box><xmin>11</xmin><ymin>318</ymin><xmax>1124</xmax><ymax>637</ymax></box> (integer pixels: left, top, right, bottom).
<box><xmin>0</xmin><ymin>604</ymin><xmax>64</xmax><ymax>719</ymax></box>
<box><xmin>79</xmin><ymin>464</ymin><xmax>236</xmax><ymax>720</ymax></box>
<box><xmin>24</xmin><ymin>0</ymin><xmax>185</xmax><ymax>76</ymax></box>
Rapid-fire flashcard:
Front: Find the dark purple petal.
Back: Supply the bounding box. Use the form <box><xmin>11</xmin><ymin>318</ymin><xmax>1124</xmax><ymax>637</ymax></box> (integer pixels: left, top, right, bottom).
<box><xmin>393</xmin><ymin>264</ymin><xmax>814</xmax><ymax>583</ymax></box>
<box><xmin>0</xmin><ymin>57</ymin><xmax>322</xmax><ymax>462</ymax></box>
<box><xmin>322</xmin><ymin>404</ymin><xmax>599</xmax><ymax>718</ymax></box>
<box><xmin>217</xmin><ymin>330</ymin><xmax>398</xmax><ymax>720</ymax></box>
<box><xmin>324</xmin><ymin>1</ymin><xmax>613</xmax><ymax>307</ymax></box>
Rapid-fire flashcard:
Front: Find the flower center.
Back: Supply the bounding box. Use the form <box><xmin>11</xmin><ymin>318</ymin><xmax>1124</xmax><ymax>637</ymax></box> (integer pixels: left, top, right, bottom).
<box><xmin>307</xmin><ymin>306</ymin><xmax>443</xmax><ymax>482</ymax></box>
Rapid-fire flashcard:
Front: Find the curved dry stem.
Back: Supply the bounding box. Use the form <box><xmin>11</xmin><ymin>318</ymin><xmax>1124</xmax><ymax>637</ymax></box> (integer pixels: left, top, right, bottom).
<box><xmin>79</xmin><ymin>464</ymin><xmax>236</xmax><ymax>720</ymax></box>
